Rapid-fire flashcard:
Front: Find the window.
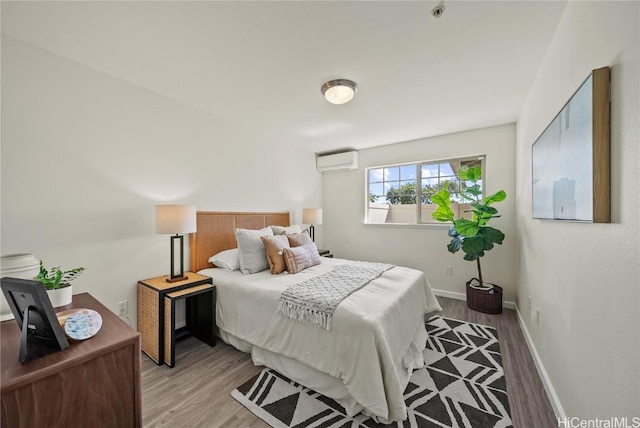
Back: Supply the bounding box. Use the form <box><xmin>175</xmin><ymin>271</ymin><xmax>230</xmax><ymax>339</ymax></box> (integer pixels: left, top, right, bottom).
<box><xmin>366</xmin><ymin>155</ymin><xmax>485</xmax><ymax>225</ymax></box>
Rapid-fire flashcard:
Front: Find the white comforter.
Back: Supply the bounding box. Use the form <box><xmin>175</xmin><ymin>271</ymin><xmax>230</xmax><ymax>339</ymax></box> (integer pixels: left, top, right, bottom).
<box><xmin>200</xmin><ymin>257</ymin><xmax>441</xmax><ymax>423</ymax></box>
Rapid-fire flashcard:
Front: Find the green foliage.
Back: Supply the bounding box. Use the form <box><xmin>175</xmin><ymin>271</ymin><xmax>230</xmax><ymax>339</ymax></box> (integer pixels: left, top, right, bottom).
<box><xmin>386</xmin><ymin>182</ymin><xmax>418</xmax><ymax>204</ymax></box>
<box><xmin>431</xmin><ymin>165</ymin><xmax>506</xmax><ymax>286</ymax></box>
<box><xmin>36</xmin><ymin>261</ymin><xmax>86</xmax><ymax>290</ymax></box>
<box><xmin>386</xmin><ymin>182</ymin><xmax>443</xmax><ymax>205</ymax></box>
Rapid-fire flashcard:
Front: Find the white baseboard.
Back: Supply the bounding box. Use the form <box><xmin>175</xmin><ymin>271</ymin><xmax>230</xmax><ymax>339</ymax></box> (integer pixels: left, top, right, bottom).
<box><xmin>432</xmin><ymin>288</ymin><xmax>516</xmax><ymax>310</ymax></box>
<box><xmin>514</xmin><ymin>305</ymin><xmax>566</xmax><ymax>420</ymax></box>
<box><xmin>433</xmin><ymin>288</ymin><xmax>565</xmax><ymax>419</ymax></box>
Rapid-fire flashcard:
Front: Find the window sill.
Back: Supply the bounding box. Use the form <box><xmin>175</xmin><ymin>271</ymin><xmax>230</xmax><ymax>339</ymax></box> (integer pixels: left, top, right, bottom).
<box><xmin>363</xmin><ymin>222</ymin><xmax>451</xmax><ymax>230</ymax></box>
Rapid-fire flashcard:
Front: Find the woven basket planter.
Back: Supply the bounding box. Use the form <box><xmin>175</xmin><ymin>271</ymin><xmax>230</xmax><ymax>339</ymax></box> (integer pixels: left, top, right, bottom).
<box><xmin>466</xmin><ymin>279</ymin><xmax>503</xmax><ymax>314</ymax></box>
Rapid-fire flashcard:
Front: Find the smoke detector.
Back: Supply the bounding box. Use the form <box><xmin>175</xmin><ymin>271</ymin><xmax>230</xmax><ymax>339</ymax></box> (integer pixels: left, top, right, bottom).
<box><xmin>431</xmin><ymin>5</ymin><xmax>445</xmax><ymax>19</ymax></box>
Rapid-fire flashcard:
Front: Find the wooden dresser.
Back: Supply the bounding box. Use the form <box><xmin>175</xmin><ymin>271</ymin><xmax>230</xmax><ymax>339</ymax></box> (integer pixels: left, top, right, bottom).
<box><xmin>0</xmin><ymin>293</ymin><xmax>142</xmax><ymax>427</ymax></box>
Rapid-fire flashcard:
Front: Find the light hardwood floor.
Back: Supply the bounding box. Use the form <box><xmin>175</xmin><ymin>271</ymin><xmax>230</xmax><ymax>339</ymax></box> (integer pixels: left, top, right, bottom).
<box><xmin>141</xmin><ymin>297</ymin><xmax>557</xmax><ymax>427</ymax></box>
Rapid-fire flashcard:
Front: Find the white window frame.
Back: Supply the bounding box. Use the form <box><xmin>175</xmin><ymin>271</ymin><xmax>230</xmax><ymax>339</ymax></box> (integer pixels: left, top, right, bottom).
<box><xmin>365</xmin><ymin>155</ymin><xmax>486</xmax><ymax>226</ymax></box>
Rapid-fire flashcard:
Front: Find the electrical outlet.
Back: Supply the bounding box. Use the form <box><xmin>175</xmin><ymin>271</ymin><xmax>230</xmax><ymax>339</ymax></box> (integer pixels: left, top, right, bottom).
<box><xmin>117</xmin><ymin>300</ymin><xmax>128</xmax><ymax>316</ymax></box>
<box><xmin>528</xmin><ymin>296</ymin><xmax>532</xmax><ymax>312</ymax></box>
<box><xmin>535</xmin><ymin>308</ymin><xmax>541</xmax><ymax>325</ymax></box>
<box><xmin>445</xmin><ymin>266</ymin><xmax>453</xmax><ymax>276</ymax></box>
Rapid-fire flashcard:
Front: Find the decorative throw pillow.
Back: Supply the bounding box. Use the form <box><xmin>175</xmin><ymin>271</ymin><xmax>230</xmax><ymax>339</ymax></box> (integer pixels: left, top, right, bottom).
<box><xmin>287</xmin><ymin>230</ymin><xmax>313</xmax><ymax>247</ymax></box>
<box><xmin>261</xmin><ymin>235</ymin><xmax>290</xmax><ymax>274</ymax></box>
<box><xmin>235</xmin><ymin>227</ymin><xmax>274</xmax><ymax>274</ymax></box>
<box><xmin>271</xmin><ymin>225</ymin><xmax>302</xmax><ymax>235</ymax></box>
<box><xmin>208</xmin><ymin>248</ymin><xmax>240</xmax><ymax>271</ymax></box>
<box><xmin>283</xmin><ymin>243</ymin><xmax>321</xmax><ymax>274</ymax></box>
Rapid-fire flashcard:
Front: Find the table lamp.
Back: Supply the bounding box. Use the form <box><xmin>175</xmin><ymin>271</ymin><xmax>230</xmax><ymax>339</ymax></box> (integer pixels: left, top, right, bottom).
<box><xmin>302</xmin><ymin>208</ymin><xmax>322</xmax><ymax>242</ymax></box>
<box><xmin>156</xmin><ymin>205</ymin><xmax>196</xmax><ymax>282</ymax></box>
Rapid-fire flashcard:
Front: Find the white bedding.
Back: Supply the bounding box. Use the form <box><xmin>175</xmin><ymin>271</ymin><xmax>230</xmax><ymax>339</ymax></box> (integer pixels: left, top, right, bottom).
<box><xmin>199</xmin><ymin>257</ymin><xmax>441</xmax><ymax>423</ymax></box>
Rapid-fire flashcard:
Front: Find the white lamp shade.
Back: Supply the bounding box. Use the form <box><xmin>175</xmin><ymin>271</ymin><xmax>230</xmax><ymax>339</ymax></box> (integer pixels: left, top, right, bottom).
<box><xmin>302</xmin><ymin>208</ymin><xmax>323</xmax><ymax>225</ymax></box>
<box><xmin>155</xmin><ymin>205</ymin><xmax>197</xmax><ymax>234</ymax></box>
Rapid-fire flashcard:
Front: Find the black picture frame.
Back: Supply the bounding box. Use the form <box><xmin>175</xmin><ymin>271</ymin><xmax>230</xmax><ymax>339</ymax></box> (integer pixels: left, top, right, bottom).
<box><xmin>1</xmin><ymin>277</ymin><xmax>69</xmax><ymax>363</ymax></box>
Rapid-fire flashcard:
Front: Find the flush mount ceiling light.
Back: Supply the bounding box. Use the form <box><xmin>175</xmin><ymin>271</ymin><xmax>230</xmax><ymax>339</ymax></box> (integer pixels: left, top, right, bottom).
<box><xmin>321</xmin><ymin>79</ymin><xmax>358</xmax><ymax>105</ymax></box>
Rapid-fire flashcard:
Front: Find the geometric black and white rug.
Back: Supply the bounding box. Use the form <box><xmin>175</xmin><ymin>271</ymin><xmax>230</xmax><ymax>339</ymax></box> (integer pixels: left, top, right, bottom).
<box><xmin>231</xmin><ymin>317</ymin><xmax>512</xmax><ymax>427</ymax></box>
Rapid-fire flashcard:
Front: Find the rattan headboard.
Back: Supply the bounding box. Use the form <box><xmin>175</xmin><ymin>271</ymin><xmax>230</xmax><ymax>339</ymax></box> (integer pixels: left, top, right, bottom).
<box><xmin>189</xmin><ymin>211</ymin><xmax>290</xmax><ymax>273</ymax></box>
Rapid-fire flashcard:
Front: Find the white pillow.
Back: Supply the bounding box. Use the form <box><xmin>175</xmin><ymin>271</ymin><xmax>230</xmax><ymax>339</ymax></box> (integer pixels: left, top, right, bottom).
<box><xmin>208</xmin><ymin>249</ymin><xmax>240</xmax><ymax>271</ymax></box>
<box><xmin>235</xmin><ymin>227</ymin><xmax>274</xmax><ymax>274</ymax></box>
<box><xmin>271</xmin><ymin>224</ymin><xmax>302</xmax><ymax>235</ymax></box>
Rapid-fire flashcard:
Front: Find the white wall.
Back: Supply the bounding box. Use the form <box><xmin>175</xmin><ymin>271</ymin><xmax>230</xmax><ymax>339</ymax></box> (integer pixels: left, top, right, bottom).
<box><xmin>515</xmin><ymin>1</ymin><xmax>639</xmax><ymax>419</ymax></box>
<box><xmin>323</xmin><ymin>124</ymin><xmax>517</xmax><ymax>301</ymax></box>
<box><xmin>0</xmin><ymin>36</ymin><xmax>322</xmax><ymax>327</ymax></box>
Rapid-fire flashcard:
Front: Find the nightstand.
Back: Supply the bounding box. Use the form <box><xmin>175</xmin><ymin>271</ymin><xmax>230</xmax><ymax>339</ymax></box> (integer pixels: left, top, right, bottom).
<box><xmin>137</xmin><ymin>272</ymin><xmax>215</xmax><ymax>367</ymax></box>
<box><xmin>318</xmin><ymin>249</ymin><xmax>334</xmax><ymax>258</ymax></box>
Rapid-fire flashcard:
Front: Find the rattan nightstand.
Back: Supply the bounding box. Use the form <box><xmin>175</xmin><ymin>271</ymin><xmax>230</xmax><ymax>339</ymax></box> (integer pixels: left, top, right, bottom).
<box><xmin>137</xmin><ymin>272</ymin><xmax>215</xmax><ymax>367</ymax></box>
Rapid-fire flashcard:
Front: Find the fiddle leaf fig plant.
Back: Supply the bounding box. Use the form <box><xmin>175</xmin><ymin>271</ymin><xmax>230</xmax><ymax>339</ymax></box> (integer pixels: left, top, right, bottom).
<box><xmin>431</xmin><ymin>165</ymin><xmax>506</xmax><ymax>287</ymax></box>
<box><xmin>36</xmin><ymin>261</ymin><xmax>86</xmax><ymax>290</ymax></box>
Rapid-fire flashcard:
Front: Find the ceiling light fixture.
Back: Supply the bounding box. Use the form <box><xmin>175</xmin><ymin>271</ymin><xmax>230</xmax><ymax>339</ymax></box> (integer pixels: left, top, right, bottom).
<box><xmin>321</xmin><ymin>79</ymin><xmax>358</xmax><ymax>105</ymax></box>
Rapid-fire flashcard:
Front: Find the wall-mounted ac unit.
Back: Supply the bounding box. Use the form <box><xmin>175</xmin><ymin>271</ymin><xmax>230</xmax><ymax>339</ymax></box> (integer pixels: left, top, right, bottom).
<box><xmin>317</xmin><ymin>151</ymin><xmax>359</xmax><ymax>172</ymax></box>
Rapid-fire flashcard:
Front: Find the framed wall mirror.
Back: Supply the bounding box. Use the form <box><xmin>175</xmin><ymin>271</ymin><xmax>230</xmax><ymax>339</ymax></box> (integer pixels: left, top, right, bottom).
<box><xmin>532</xmin><ymin>66</ymin><xmax>610</xmax><ymax>222</ymax></box>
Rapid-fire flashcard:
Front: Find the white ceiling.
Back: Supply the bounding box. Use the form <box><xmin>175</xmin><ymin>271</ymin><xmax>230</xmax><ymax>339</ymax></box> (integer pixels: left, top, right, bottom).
<box><xmin>2</xmin><ymin>1</ymin><xmax>567</xmax><ymax>153</ymax></box>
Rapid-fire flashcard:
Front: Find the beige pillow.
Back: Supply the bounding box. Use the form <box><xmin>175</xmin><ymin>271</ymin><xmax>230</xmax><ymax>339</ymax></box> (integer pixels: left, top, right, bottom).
<box><xmin>261</xmin><ymin>235</ymin><xmax>290</xmax><ymax>274</ymax></box>
<box><xmin>283</xmin><ymin>243</ymin><xmax>321</xmax><ymax>274</ymax></box>
<box><xmin>287</xmin><ymin>230</ymin><xmax>313</xmax><ymax>247</ymax></box>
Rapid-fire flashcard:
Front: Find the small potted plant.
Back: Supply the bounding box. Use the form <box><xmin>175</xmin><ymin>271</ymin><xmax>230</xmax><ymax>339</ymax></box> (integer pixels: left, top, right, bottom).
<box><xmin>431</xmin><ymin>165</ymin><xmax>506</xmax><ymax>313</ymax></box>
<box><xmin>36</xmin><ymin>261</ymin><xmax>86</xmax><ymax>308</ymax></box>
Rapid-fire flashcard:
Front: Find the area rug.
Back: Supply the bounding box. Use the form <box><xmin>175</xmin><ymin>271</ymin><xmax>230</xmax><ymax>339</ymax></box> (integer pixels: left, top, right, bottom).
<box><xmin>231</xmin><ymin>317</ymin><xmax>512</xmax><ymax>427</ymax></box>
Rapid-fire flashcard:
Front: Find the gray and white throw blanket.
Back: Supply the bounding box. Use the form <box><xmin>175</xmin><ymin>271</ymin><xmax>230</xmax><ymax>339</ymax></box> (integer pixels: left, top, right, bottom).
<box><xmin>277</xmin><ymin>261</ymin><xmax>395</xmax><ymax>330</ymax></box>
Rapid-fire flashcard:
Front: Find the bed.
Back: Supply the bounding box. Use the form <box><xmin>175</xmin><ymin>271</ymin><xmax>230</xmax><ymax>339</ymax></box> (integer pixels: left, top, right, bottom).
<box><xmin>190</xmin><ymin>211</ymin><xmax>441</xmax><ymax>423</ymax></box>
